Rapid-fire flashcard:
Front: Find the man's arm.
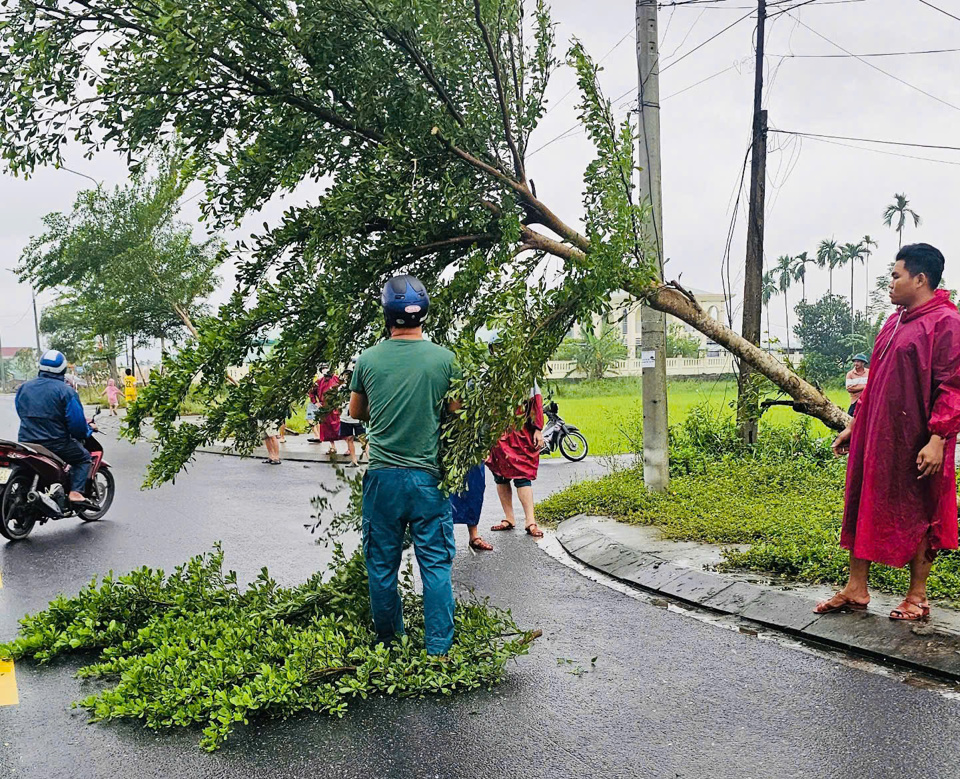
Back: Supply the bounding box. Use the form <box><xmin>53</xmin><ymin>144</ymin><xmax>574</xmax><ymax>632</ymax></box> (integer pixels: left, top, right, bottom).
<box><xmin>66</xmin><ymin>392</ymin><xmax>92</xmax><ymax>440</ymax></box>
<box><xmin>349</xmin><ymin>391</ymin><xmax>370</xmax><ymax>422</ymax></box>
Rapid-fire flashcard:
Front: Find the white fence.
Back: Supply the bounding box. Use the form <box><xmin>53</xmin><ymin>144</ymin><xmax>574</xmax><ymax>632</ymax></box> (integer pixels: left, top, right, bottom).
<box><xmin>545</xmin><ymin>353</ymin><xmax>802</xmax><ymax>380</ymax></box>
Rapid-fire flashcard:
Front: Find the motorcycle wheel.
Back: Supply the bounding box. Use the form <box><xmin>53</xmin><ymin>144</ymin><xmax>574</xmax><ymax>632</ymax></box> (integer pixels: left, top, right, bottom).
<box><xmin>559</xmin><ymin>431</ymin><xmax>589</xmax><ymax>462</ymax></box>
<box><xmin>78</xmin><ymin>469</ymin><xmax>115</xmax><ymax>522</ymax></box>
<box><xmin>0</xmin><ymin>470</ymin><xmax>38</xmax><ymax>541</ymax></box>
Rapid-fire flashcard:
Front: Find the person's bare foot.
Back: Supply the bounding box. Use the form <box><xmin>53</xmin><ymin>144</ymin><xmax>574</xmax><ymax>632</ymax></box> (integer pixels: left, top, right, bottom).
<box><xmin>68</xmin><ymin>491</ymin><xmax>86</xmax><ymax>502</ymax></box>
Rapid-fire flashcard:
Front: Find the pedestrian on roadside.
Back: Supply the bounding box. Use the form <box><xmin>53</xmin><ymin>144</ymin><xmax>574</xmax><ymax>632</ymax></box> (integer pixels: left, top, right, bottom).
<box><xmin>349</xmin><ymin>274</ymin><xmax>461</xmax><ymax>656</ymax></box>
<box><xmin>845</xmin><ymin>354</ymin><xmax>870</xmax><ymax>415</ymax></box>
<box><xmin>485</xmin><ymin>333</ymin><xmax>546</xmax><ymax>539</ymax></box>
<box><xmin>123</xmin><ymin>368</ymin><xmax>138</xmax><ymax>404</ymax></box>
<box><xmin>819</xmin><ymin>244</ymin><xmax>960</xmax><ymax>621</ymax></box>
<box><xmin>308</xmin><ymin>369</ymin><xmax>342</xmax><ymax>457</ymax></box>
<box><xmin>451</xmin><ymin>463</ymin><xmax>493</xmax><ymax>551</ymax></box>
<box><xmin>102</xmin><ymin>378</ymin><xmax>123</xmax><ymax>416</ymax></box>
<box><xmin>261</xmin><ymin>419</ymin><xmax>283</xmax><ymax>465</ymax></box>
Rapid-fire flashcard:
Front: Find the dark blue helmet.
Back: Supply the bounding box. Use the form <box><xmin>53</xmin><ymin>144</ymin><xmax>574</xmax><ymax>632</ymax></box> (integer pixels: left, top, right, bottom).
<box><xmin>381</xmin><ymin>274</ymin><xmax>430</xmax><ymax>328</ymax></box>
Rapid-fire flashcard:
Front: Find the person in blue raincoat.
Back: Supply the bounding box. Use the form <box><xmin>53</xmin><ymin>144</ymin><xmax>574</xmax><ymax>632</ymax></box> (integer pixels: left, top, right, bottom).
<box><xmin>451</xmin><ymin>463</ymin><xmax>492</xmax><ymax>551</ymax></box>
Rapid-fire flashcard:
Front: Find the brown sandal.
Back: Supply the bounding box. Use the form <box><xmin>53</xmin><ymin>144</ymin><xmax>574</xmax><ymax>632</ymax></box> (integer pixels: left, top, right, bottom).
<box><xmin>490</xmin><ymin>521</ymin><xmax>515</xmax><ymax>532</ymax></box>
<box><xmin>469</xmin><ymin>537</ymin><xmax>494</xmax><ymax>551</ymax></box>
<box><xmin>890</xmin><ymin>598</ymin><xmax>930</xmax><ymax>621</ymax></box>
<box><xmin>525</xmin><ymin>523</ymin><xmax>544</xmax><ymax>538</ymax></box>
<box><xmin>813</xmin><ymin>593</ymin><xmax>869</xmax><ymax>614</ymax></box>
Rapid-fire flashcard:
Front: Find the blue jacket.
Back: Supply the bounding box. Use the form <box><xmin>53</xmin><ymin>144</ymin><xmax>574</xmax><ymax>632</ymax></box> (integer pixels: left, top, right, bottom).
<box><xmin>15</xmin><ymin>372</ymin><xmax>91</xmax><ymax>443</ymax></box>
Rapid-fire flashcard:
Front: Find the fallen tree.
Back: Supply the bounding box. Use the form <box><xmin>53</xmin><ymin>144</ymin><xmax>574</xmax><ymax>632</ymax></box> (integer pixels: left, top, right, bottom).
<box><xmin>0</xmin><ymin>0</ymin><xmax>849</xmax><ymax>488</ymax></box>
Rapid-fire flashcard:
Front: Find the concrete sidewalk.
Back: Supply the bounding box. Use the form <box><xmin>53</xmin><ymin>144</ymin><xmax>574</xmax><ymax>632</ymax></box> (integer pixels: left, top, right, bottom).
<box><xmin>557</xmin><ymin>514</ymin><xmax>960</xmax><ymax>682</ymax></box>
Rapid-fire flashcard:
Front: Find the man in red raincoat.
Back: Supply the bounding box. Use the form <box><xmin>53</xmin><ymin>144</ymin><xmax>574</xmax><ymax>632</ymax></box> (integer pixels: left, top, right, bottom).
<box><xmin>817</xmin><ymin>243</ymin><xmax>960</xmax><ymax>621</ymax></box>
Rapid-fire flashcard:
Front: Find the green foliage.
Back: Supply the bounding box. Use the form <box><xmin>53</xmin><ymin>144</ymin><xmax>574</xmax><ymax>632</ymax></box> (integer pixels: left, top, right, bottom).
<box><xmin>0</xmin><ymin>0</ymin><xmax>665</xmax><ymax>488</ymax></box>
<box><xmin>793</xmin><ymin>295</ymin><xmax>873</xmax><ymax>385</ymax></box>
<box><xmin>555</xmin><ymin>321</ymin><xmax>627</xmax><ymax>381</ymax></box>
<box><xmin>665</xmin><ymin>323</ymin><xmax>700</xmax><ymax>359</ymax></box>
<box><xmin>0</xmin><ymin>544</ymin><xmax>538</xmax><ymax>751</ymax></box>
<box><xmin>538</xmin><ymin>407</ymin><xmax>960</xmax><ymax>603</ymax></box>
<box><xmin>17</xmin><ymin>150</ymin><xmax>223</xmax><ymax>352</ymax></box>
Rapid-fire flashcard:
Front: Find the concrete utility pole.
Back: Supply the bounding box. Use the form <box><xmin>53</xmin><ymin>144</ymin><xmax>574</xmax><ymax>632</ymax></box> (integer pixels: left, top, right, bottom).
<box><xmin>737</xmin><ymin>0</ymin><xmax>768</xmax><ymax>445</ymax></box>
<box><xmin>636</xmin><ymin>0</ymin><xmax>669</xmax><ymax>492</ymax></box>
<box><xmin>31</xmin><ymin>287</ymin><xmax>42</xmax><ymax>358</ymax></box>
<box><xmin>0</xmin><ymin>330</ymin><xmax>6</xmax><ymax>391</ymax></box>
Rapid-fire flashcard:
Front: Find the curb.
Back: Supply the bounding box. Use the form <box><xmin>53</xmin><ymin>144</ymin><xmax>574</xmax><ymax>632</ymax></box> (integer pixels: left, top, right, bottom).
<box><xmin>196</xmin><ymin>443</ymin><xmax>347</xmax><ymax>465</ymax></box>
<box><xmin>556</xmin><ymin>515</ymin><xmax>960</xmax><ymax>683</ymax></box>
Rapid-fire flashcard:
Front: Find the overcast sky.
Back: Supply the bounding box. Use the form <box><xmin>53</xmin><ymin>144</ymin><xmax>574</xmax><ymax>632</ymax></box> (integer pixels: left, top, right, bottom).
<box><xmin>1</xmin><ymin>0</ymin><xmax>958</xmax><ymax>351</ymax></box>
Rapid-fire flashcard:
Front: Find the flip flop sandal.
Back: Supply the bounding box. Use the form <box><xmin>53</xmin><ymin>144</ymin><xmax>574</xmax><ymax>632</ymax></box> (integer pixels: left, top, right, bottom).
<box><xmin>490</xmin><ymin>521</ymin><xmax>515</xmax><ymax>532</ymax></box>
<box><xmin>890</xmin><ymin>599</ymin><xmax>929</xmax><ymax>621</ymax></box>
<box><xmin>469</xmin><ymin>537</ymin><xmax>494</xmax><ymax>551</ymax></box>
<box><xmin>525</xmin><ymin>524</ymin><xmax>544</xmax><ymax>538</ymax></box>
<box><xmin>813</xmin><ymin>595</ymin><xmax>869</xmax><ymax>614</ymax></box>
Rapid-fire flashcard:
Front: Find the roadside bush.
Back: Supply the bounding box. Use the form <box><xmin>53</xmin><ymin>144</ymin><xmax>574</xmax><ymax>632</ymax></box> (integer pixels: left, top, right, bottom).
<box><xmin>538</xmin><ymin>450</ymin><xmax>960</xmax><ymax>604</ymax></box>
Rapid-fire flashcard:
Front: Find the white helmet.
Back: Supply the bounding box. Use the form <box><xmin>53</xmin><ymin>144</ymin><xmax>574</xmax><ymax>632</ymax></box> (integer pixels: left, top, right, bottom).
<box><xmin>38</xmin><ymin>349</ymin><xmax>67</xmax><ymax>375</ymax></box>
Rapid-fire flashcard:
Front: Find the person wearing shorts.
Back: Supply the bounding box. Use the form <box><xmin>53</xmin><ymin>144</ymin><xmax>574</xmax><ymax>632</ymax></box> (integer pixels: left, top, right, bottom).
<box><xmin>261</xmin><ymin>420</ymin><xmax>282</xmax><ymax>465</ymax></box>
<box><xmin>487</xmin><ymin>380</ymin><xmax>545</xmax><ymax>538</ymax></box>
<box><xmin>339</xmin><ymin>410</ymin><xmax>368</xmax><ymax>467</ymax></box>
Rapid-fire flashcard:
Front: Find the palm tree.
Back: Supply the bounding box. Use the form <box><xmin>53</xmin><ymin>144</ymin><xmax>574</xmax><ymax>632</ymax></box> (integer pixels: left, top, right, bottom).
<box><xmin>775</xmin><ymin>254</ymin><xmax>794</xmax><ymax>352</ymax></box>
<box><xmin>792</xmin><ymin>251</ymin><xmax>811</xmax><ymax>301</ymax></box>
<box><xmin>762</xmin><ymin>270</ymin><xmax>777</xmax><ymax>351</ymax></box>
<box><xmin>842</xmin><ymin>242</ymin><xmax>867</xmax><ymax>335</ymax></box>
<box><xmin>882</xmin><ymin>193</ymin><xmax>921</xmax><ymax>248</ymax></box>
<box><xmin>860</xmin><ymin>235</ymin><xmax>877</xmax><ymax>318</ymax></box>
<box><xmin>816</xmin><ymin>239</ymin><xmax>842</xmax><ymax>296</ymax></box>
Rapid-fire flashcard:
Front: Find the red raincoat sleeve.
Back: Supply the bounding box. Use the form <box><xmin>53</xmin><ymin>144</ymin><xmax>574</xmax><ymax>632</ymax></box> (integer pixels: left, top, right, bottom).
<box><xmin>929</xmin><ymin>318</ymin><xmax>960</xmax><ymax>439</ymax></box>
<box><xmin>528</xmin><ymin>391</ymin><xmax>544</xmax><ymax>431</ymax></box>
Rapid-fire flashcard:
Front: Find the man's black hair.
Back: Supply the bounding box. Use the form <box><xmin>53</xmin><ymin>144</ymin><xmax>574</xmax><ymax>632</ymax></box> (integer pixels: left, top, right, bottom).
<box><xmin>897</xmin><ymin>243</ymin><xmax>944</xmax><ymax>289</ymax></box>
<box><xmin>125</xmin><ymin>368</ymin><xmax>133</xmax><ymax>376</ymax></box>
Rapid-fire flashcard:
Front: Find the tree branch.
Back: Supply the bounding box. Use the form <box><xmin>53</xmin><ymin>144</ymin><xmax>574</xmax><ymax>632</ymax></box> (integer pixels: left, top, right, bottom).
<box><xmin>473</xmin><ymin>0</ymin><xmax>525</xmax><ymax>181</ymax></box>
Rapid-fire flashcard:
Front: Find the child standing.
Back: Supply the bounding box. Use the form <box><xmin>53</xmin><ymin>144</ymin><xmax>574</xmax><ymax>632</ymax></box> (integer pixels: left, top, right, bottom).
<box><xmin>102</xmin><ymin>378</ymin><xmax>123</xmax><ymax>415</ymax></box>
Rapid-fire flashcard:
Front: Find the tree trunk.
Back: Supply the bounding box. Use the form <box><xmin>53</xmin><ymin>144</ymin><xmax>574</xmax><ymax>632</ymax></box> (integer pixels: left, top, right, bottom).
<box><xmin>765</xmin><ymin>305</ymin><xmax>771</xmax><ymax>352</ymax></box>
<box><xmin>828</xmin><ymin>269</ymin><xmax>833</xmax><ymax>296</ymax></box>
<box><xmin>638</xmin><ymin>283</ymin><xmax>849</xmax><ymax>431</ymax></box>
<box><xmin>784</xmin><ymin>293</ymin><xmax>790</xmax><ymax>352</ymax></box>
<box><xmin>106</xmin><ymin>334</ymin><xmax>119</xmax><ymax>383</ymax></box>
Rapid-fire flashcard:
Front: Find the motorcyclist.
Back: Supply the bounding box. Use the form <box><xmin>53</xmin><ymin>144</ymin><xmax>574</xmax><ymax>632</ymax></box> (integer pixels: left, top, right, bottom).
<box><xmin>14</xmin><ymin>349</ymin><xmax>97</xmax><ymax>509</ymax></box>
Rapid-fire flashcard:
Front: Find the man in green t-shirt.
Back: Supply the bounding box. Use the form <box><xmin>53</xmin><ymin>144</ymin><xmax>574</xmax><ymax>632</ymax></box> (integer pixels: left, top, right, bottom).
<box><xmin>349</xmin><ymin>275</ymin><xmax>462</xmax><ymax>655</ymax></box>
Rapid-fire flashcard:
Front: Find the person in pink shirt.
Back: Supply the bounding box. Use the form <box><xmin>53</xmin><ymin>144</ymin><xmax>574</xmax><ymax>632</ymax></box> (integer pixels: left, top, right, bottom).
<box><xmin>101</xmin><ymin>378</ymin><xmax>122</xmax><ymax>415</ymax></box>
<box><xmin>845</xmin><ymin>354</ymin><xmax>869</xmax><ymax>415</ymax></box>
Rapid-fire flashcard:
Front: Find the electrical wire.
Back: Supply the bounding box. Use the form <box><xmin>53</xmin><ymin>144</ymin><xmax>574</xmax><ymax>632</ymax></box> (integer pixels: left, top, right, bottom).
<box><xmin>772</xmin><ymin>47</ymin><xmax>960</xmax><ymax>58</ymax></box>
<box><xmin>660</xmin><ymin>8</ymin><xmax>756</xmax><ymax>73</ymax></box>
<box><xmin>784</xmin><ymin>13</ymin><xmax>960</xmax><ymax>114</ymax></box>
<box><xmin>917</xmin><ymin>0</ymin><xmax>960</xmax><ymax>23</ymax></box>
<box><xmin>544</xmin><ymin>29</ymin><xmax>636</xmax><ymax>117</ymax></box>
<box><xmin>771</xmin><ymin>129</ymin><xmax>960</xmax><ymax>152</ymax></box>
<box><xmin>787</xmin><ymin>134</ymin><xmax>960</xmax><ymax>167</ymax></box>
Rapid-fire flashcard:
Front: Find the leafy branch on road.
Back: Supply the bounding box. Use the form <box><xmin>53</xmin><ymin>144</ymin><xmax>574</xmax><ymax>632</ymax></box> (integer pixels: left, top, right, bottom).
<box><xmin>0</xmin><ymin>544</ymin><xmax>539</xmax><ymax>751</ymax></box>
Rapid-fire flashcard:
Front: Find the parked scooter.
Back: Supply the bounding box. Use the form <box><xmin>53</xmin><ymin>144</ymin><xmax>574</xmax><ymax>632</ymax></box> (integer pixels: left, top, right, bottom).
<box><xmin>0</xmin><ymin>407</ymin><xmax>115</xmax><ymax>540</ymax></box>
<box><xmin>540</xmin><ymin>401</ymin><xmax>589</xmax><ymax>462</ymax></box>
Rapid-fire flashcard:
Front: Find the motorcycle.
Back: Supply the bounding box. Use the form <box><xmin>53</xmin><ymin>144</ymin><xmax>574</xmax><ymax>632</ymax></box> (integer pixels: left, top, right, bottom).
<box><xmin>0</xmin><ymin>407</ymin><xmax>116</xmax><ymax>541</ymax></box>
<box><xmin>540</xmin><ymin>400</ymin><xmax>589</xmax><ymax>462</ymax></box>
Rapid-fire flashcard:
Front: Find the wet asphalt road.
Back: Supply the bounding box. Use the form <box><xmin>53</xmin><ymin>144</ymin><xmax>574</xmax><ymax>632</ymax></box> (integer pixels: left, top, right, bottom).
<box><xmin>1</xmin><ymin>395</ymin><xmax>960</xmax><ymax>779</ymax></box>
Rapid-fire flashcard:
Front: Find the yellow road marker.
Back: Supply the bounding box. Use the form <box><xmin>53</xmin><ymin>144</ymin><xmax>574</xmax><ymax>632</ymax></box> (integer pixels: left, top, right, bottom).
<box><xmin>0</xmin><ymin>659</ymin><xmax>18</xmax><ymax>706</ymax></box>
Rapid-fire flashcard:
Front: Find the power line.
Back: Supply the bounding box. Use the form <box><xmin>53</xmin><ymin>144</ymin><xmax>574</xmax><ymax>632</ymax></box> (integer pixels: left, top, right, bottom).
<box><xmin>917</xmin><ymin>0</ymin><xmax>960</xmax><ymax>23</ymax></box>
<box><xmin>544</xmin><ymin>29</ymin><xmax>636</xmax><ymax>116</ymax></box>
<box><xmin>660</xmin><ymin>62</ymin><xmax>739</xmax><ymax>100</ymax></box>
<box><xmin>772</xmin><ymin>47</ymin><xmax>960</xmax><ymax>58</ymax></box>
<box><xmin>798</xmin><ymin>134</ymin><xmax>960</xmax><ymax>167</ymax></box>
<box><xmin>784</xmin><ymin>13</ymin><xmax>960</xmax><ymax>114</ymax></box>
<box><xmin>660</xmin><ymin>8</ymin><xmax>756</xmax><ymax>73</ymax></box>
<box><xmin>771</xmin><ymin>129</ymin><xmax>960</xmax><ymax>152</ymax></box>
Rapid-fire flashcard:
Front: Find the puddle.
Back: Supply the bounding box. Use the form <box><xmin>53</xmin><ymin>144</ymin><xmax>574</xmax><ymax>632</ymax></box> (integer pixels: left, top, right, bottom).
<box><xmin>539</xmin><ymin>531</ymin><xmax>960</xmax><ymax>702</ymax></box>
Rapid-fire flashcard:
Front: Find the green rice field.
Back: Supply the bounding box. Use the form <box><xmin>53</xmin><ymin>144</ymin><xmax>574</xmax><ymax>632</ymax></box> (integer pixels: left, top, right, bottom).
<box><xmin>545</xmin><ymin>378</ymin><xmax>849</xmax><ymax>456</ymax></box>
